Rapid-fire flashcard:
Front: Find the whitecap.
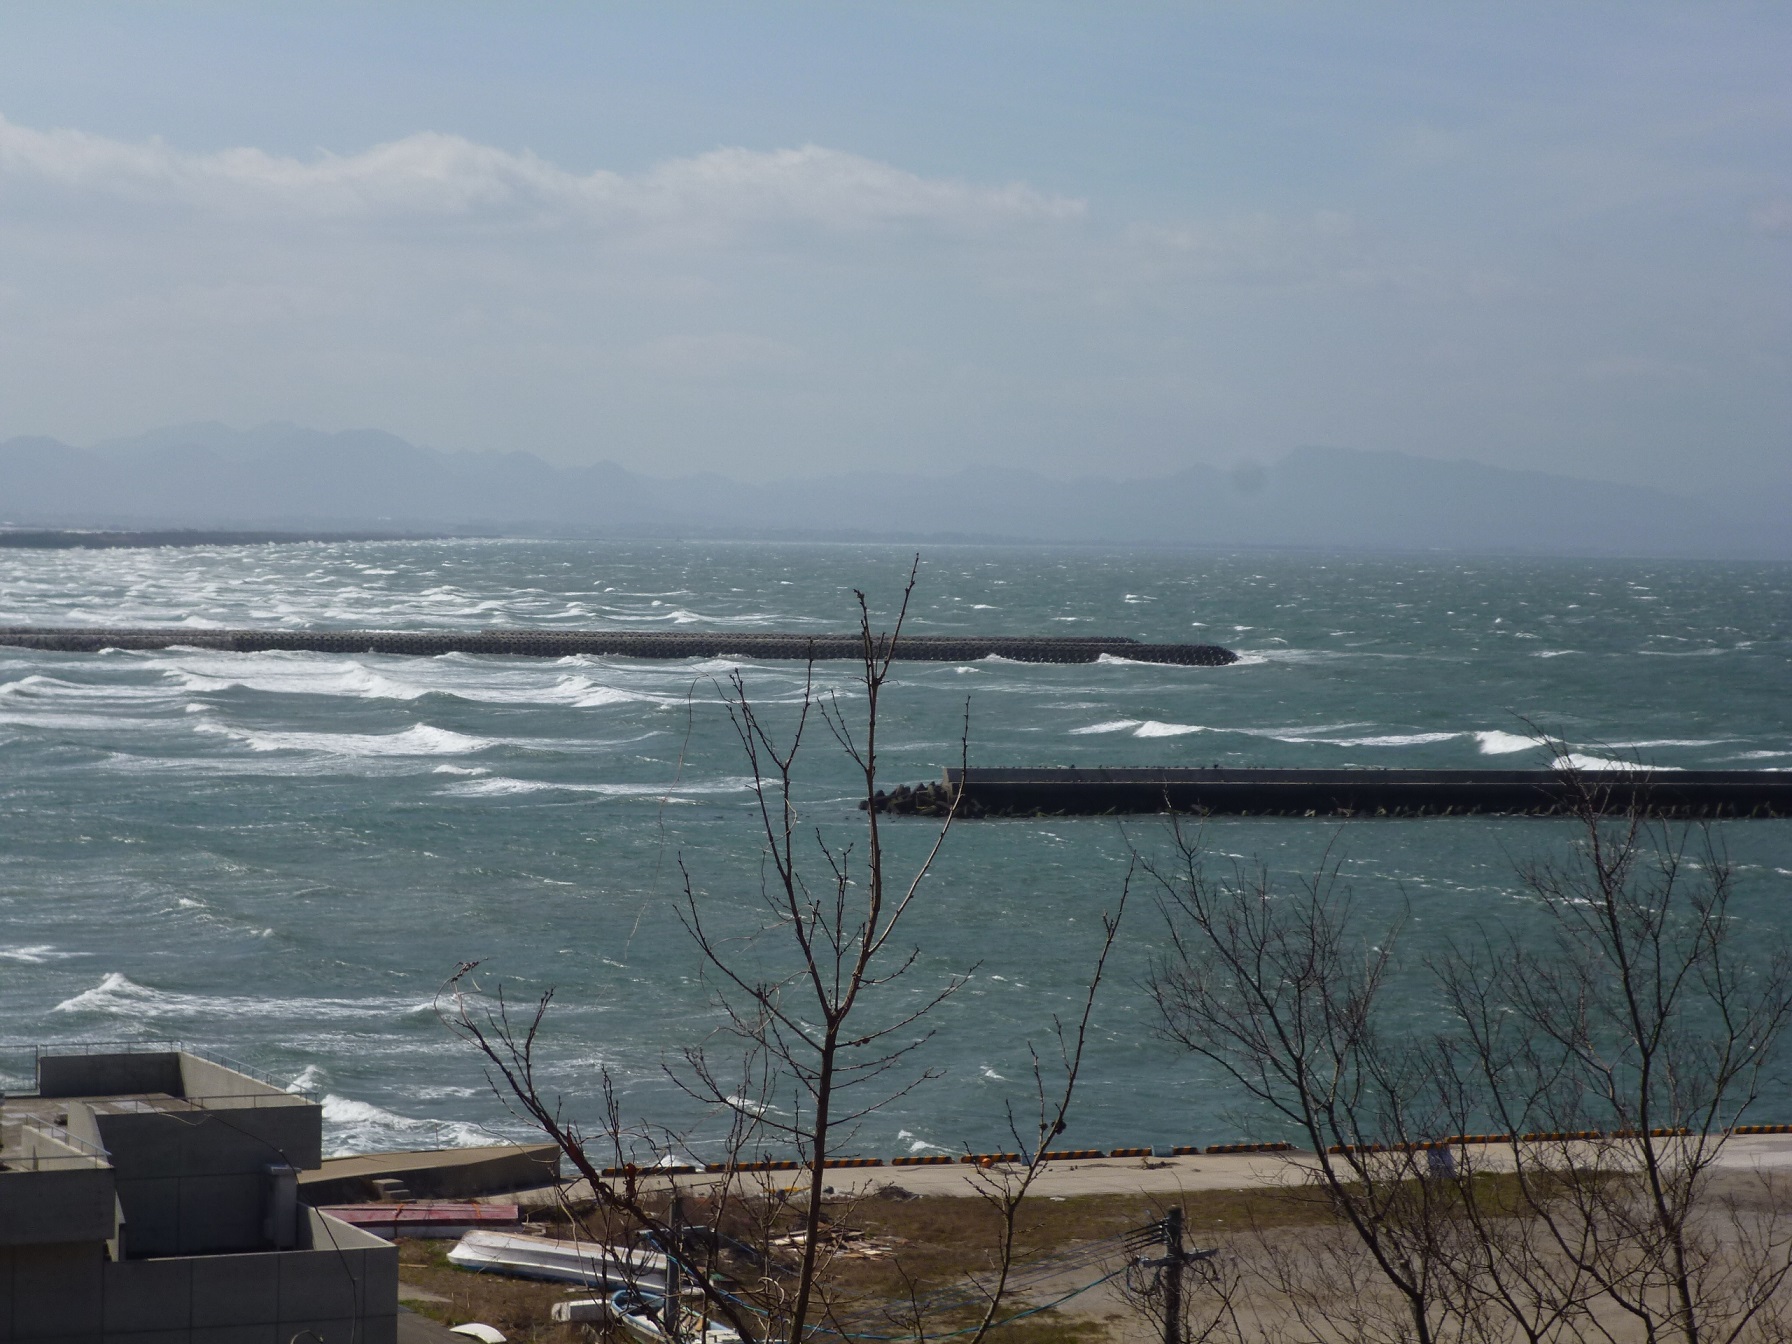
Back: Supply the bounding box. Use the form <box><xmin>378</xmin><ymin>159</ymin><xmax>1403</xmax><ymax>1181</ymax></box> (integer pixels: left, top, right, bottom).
<box><xmin>0</xmin><ymin>709</ymin><xmax>177</xmax><ymax>733</ymax></box>
<box><xmin>0</xmin><ymin>945</ymin><xmax>86</xmax><ymax>964</ymax></box>
<box><xmin>1289</xmin><ymin>731</ymin><xmax>1463</xmax><ymax>748</ymax></box>
<box><xmin>569</xmin><ymin>684</ymin><xmax>655</xmax><ymax>709</ymax></box>
<box><xmin>1133</xmin><ymin>721</ymin><xmax>1207</xmax><ymax>738</ymax></box>
<box><xmin>1069</xmin><ymin>719</ymin><xmax>1141</xmax><ymax>735</ymax></box>
<box><xmin>1475</xmin><ymin>730</ymin><xmax>1538</xmax><ymax>755</ymax></box>
<box><xmin>438</xmin><ymin>775</ymin><xmax>756</xmax><ymax>800</ymax></box>
<box><xmin>195</xmin><ymin>723</ymin><xmax>494</xmax><ymax>756</ymax></box>
<box><xmin>53</xmin><ymin>971</ymin><xmax>430</xmax><ymax>1022</ymax></box>
<box><xmin>319</xmin><ymin>1093</ymin><xmax>494</xmax><ymax>1157</ymax></box>
<box><xmin>1554</xmin><ymin>753</ymin><xmax>1680</xmax><ymax>773</ymax></box>
<box><xmin>0</xmin><ymin>675</ymin><xmax>181</xmax><ymax>703</ymax></box>
<box><xmin>167</xmin><ymin>658</ymin><xmax>431</xmax><ymax>702</ymax></box>
<box><xmin>437</xmin><ymin>777</ymin><xmax>561</xmax><ymax>797</ymax></box>
<box><xmin>1605</xmin><ymin>738</ymin><xmax>1733</xmax><ymax>749</ymax></box>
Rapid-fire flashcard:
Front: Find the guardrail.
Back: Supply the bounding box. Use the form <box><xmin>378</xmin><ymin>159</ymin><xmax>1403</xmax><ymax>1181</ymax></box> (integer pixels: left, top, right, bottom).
<box><xmin>2</xmin><ymin>1116</ymin><xmax>112</xmax><ymax>1169</ymax></box>
<box><xmin>596</xmin><ymin>1128</ymin><xmax>1777</xmax><ymax>1177</ymax></box>
<box><xmin>23</xmin><ymin>1040</ymin><xmax>316</xmax><ymax>1100</ymax></box>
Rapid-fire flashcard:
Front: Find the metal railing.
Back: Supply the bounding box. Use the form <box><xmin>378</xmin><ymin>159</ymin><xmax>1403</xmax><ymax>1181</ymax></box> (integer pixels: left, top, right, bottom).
<box><xmin>1</xmin><ymin>1115</ymin><xmax>112</xmax><ymax>1170</ymax></box>
<box><xmin>24</xmin><ymin>1039</ymin><xmax>317</xmax><ymax>1100</ymax></box>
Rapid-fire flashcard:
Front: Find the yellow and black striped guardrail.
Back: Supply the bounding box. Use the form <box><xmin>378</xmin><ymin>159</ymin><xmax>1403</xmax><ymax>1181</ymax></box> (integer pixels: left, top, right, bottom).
<box><xmin>600</xmin><ymin>1126</ymin><xmax>1783</xmax><ymax>1177</ymax></box>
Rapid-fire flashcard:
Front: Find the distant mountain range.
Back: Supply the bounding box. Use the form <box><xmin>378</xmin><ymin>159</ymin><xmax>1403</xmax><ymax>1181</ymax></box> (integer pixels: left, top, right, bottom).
<box><xmin>0</xmin><ymin>422</ymin><xmax>1783</xmax><ymax>558</ymax></box>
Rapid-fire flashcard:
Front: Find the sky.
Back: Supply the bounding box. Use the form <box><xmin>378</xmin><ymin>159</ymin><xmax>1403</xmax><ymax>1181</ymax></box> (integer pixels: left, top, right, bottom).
<box><xmin>0</xmin><ymin>2</ymin><xmax>1787</xmax><ymax>489</ymax></box>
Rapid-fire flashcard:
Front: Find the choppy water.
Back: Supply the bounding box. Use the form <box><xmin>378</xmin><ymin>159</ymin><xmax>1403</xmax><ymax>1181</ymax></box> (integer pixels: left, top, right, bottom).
<box><xmin>1</xmin><ymin>540</ymin><xmax>1788</xmax><ymax>1157</ymax></box>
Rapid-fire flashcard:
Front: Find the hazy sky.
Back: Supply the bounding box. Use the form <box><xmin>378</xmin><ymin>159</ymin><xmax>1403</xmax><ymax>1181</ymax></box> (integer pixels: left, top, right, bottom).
<box><xmin>0</xmin><ymin>3</ymin><xmax>1786</xmax><ymax>486</ymax></box>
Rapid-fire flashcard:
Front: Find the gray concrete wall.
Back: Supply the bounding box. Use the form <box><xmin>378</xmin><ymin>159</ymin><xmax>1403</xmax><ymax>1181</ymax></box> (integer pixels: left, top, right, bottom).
<box><xmin>0</xmin><ymin>1213</ymin><xmax>397</xmax><ymax>1343</ymax></box>
<box><xmin>298</xmin><ymin>1142</ymin><xmax>562</xmax><ymax>1204</ymax></box>
<box><xmin>87</xmin><ymin>1104</ymin><xmax>323</xmax><ymax>1258</ymax></box>
<box><xmin>0</xmin><ymin>1125</ymin><xmax>116</xmax><ymax>1247</ymax></box>
<box><xmin>37</xmin><ymin>1052</ymin><xmax>182</xmax><ymax>1100</ymax></box>
<box><xmin>0</xmin><ymin>1158</ymin><xmax>116</xmax><ymax>1247</ymax></box>
<box><xmin>176</xmin><ymin>1057</ymin><xmax>280</xmax><ymax>1102</ymax></box>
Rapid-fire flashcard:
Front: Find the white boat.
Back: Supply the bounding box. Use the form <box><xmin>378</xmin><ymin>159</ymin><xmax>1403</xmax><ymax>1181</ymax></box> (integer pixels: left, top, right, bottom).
<box><xmin>447</xmin><ymin>1229</ymin><xmax>669</xmax><ymax>1291</ymax></box>
<box><xmin>610</xmin><ymin>1288</ymin><xmax>744</xmax><ymax>1344</ymax></box>
<box><xmin>550</xmin><ymin>1299</ymin><xmax>617</xmax><ymax>1325</ymax></box>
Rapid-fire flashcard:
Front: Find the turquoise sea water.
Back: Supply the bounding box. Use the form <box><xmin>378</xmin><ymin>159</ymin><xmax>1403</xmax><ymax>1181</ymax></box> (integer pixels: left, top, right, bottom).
<box><xmin>0</xmin><ymin>541</ymin><xmax>1787</xmax><ymax>1156</ymax></box>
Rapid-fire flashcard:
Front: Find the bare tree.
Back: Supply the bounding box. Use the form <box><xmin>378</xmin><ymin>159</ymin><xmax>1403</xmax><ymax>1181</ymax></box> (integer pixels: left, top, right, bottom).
<box><xmin>952</xmin><ymin>875</ymin><xmax>1129</xmax><ymax>1343</ymax></box>
<box><xmin>1142</xmin><ymin>758</ymin><xmax>1792</xmax><ymax>1344</ymax></box>
<box><xmin>1433</xmin><ymin>760</ymin><xmax>1792</xmax><ymax>1344</ymax></box>
<box><xmin>1141</xmin><ymin>823</ymin><xmax>1471</xmax><ymax>1344</ymax></box>
<box><xmin>667</xmin><ymin>566</ymin><xmax>973</xmax><ymax>1343</ymax></box>
<box><xmin>445</xmin><ymin>562</ymin><xmax>1127</xmax><ymax>1344</ymax></box>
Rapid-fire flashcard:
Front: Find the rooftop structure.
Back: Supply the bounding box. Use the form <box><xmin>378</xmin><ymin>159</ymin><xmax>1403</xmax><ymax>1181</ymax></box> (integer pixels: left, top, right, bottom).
<box><xmin>0</xmin><ymin>1043</ymin><xmax>397</xmax><ymax>1343</ymax></box>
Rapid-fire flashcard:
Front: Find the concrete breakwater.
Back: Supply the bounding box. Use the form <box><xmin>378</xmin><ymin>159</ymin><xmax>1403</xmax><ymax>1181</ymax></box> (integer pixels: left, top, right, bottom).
<box><xmin>0</xmin><ymin>626</ymin><xmax>1238</xmax><ymax>666</ymax></box>
<box><xmin>866</xmin><ymin>767</ymin><xmax>1792</xmax><ymax>818</ymax></box>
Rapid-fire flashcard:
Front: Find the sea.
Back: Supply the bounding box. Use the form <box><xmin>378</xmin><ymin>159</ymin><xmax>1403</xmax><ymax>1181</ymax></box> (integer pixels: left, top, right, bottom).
<box><xmin>0</xmin><ymin>540</ymin><xmax>1787</xmax><ymax>1159</ymax></box>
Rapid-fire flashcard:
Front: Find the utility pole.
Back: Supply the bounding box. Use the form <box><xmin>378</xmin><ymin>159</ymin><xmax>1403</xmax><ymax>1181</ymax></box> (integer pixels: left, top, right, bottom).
<box><xmin>1162</xmin><ymin>1206</ymin><xmax>1183</xmax><ymax>1344</ymax></box>
<box><xmin>666</xmin><ymin>1190</ymin><xmax>684</xmax><ymax>1344</ymax></box>
<box><xmin>1129</xmin><ymin>1206</ymin><xmax>1212</xmax><ymax>1344</ymax></box>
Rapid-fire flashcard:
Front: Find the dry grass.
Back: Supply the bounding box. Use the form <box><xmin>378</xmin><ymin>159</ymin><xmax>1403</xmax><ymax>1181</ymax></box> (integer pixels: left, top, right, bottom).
<box><xmin>821</xmin><ymin>1182</ymin><xmax>1339</xmax><ymax>1302</ymax></box>
<box><xmin>400</xmin><ymin>1169</ymin><xmax>1790</xmax><ymax>1344</ymax></box>
<box><xmin>399</xmin><ymin>1180</ymin><xmax>1343</xmax><ymax>1343</ymax></box>
<box><xmin>398</xmin><ymin>1237</ymin><xmax>586</xmax><ymax>1343</ymax></box>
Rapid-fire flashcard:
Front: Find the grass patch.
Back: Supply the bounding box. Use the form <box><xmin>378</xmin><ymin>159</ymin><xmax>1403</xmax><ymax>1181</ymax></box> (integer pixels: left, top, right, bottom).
<box><xmin>397</xmin><ymin>1238</ymin><xmax>583</xmax><ymax>1343</ymax></box>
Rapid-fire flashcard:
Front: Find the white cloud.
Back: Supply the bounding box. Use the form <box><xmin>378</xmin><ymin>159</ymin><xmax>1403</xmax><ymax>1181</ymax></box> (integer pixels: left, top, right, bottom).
<box><xmin>2</xmin><ymin>110</ymin><xmax>1768</xmax><ymax>487</ymax></box>
<box><xmin>0</xmin><ymin>115</ymin><xmax>1083</xmax><ymax>233</ymax></box>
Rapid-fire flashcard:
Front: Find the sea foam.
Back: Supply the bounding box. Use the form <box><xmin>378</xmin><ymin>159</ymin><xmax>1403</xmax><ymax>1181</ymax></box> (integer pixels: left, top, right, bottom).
<box><xmin>194</xmin><ymin>722</ymin><xmax>494</xmax><ymax>756</ymax></box>
<box><xmin>54</xmin><ymin>972</ymin><xmax>433</xmax><ymax>1023</ymax></box>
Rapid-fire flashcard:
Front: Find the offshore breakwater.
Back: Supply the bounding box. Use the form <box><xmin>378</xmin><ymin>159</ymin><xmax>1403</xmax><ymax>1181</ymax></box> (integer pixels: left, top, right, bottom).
<box><xmin>0</xmin><ymin>626</ymin><xmax>1238</xmax><ymax>666</ymax></box>
<box><xmin>868</xmin><ymin>767</ymin><xmax>1792</xmax><ymax>818</ymax></box>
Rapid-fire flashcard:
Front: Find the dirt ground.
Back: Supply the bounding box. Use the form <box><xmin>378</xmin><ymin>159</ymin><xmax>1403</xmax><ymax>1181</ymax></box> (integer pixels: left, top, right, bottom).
<box><xmin>399</xmin><ymin>1137</ymin><xmax>1792</xmax><ymax>1344</ymax></box>
<box><xmin>397</xmin><ymin>1181</ymin><xmax>1337</xmax><ymax>1343</ymax></box>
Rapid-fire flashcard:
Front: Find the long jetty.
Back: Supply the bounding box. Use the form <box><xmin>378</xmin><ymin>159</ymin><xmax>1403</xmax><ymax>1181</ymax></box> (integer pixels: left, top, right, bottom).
<box><xmin>868</xmin><ymin>767</ymin><xmax>1792</xmax><ymax>819</ymax></box>
<box><xmin>0</xmin><ymin>626</ymin><xmax>1238</xmax><ymax>667</ymax></box>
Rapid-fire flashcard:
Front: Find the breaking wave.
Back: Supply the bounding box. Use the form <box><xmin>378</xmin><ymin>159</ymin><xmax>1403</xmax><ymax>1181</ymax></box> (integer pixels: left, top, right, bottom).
<box><xmin>437</xmin><ymin>775</ymin><xmax>757</xmax><ymax>799</ymax></box>
<box><xmin>53</xmin><ymin>972</ymin><xmax>433</xmax><ymax>1023</ymax></box>
<box><xmin>193</xmin><ymin>722</ymin><xmax>494</xmax><ymax>756</ymax></box>
<box><xmin>0</xmin><ymin>944</ymin><xmax>86</xmax><ymax>964</ymax></box>
<box><xmin>1475</xmin><ymin>730</ymin><xmax>1539</xmax><ymax>755</ymax></box>
<box><xmin>1553</xmin><ymin>752</ymin><xmax>1682</xmax><ymax>773</ymax></box>
<box><xmin>1132</xmin><ymin>720</ymin><xmax>1208</xmax><ymax>738</ymax></box>
<box><xmin>319</xmin><ymin>1093</ymin><xmax>500</xmax><ymax>1157</ymax></box>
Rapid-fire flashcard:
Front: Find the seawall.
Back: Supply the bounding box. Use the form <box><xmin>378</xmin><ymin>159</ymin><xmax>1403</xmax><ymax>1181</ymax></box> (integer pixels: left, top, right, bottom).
<box><xmin>0</xmin><ymin>627</ymin><xmax>1238</xmax><ymax>666</ymax></box>
<box><xmin>866</xmin><ymin>767</ymin><xmax>1792</xmax><ymax>818</ymax></box>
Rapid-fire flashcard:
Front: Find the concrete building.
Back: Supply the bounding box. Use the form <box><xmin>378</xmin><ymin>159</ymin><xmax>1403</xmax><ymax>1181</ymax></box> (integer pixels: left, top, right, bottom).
<box><xmin>0</xmin><ymin>1045</ymin><xmax>397</xmax><ymax>1343</ymax></box>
